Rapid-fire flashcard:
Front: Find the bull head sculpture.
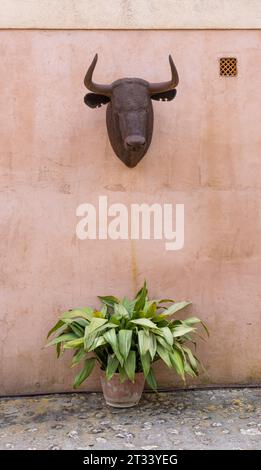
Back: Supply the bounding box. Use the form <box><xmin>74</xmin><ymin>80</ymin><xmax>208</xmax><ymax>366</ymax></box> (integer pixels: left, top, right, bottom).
<box><xmin>84</xmin><ymin>54</ymin><xmax>179</xmax><ymax>168</ymax></box>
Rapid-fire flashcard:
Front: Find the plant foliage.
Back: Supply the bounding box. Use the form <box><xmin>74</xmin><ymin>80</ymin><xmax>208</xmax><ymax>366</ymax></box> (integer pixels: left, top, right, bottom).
<box><xmin>46</xmin><ymin>281</ymin><xmax>208</xmax><ymax>389</ymax></box>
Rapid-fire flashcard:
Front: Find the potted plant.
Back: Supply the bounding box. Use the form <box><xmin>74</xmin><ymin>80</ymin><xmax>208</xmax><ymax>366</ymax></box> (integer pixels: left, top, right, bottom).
<box><xmin>46</xmin><ymin>281</ymin><xmax>208</xmax><ymax>407</ymax></box>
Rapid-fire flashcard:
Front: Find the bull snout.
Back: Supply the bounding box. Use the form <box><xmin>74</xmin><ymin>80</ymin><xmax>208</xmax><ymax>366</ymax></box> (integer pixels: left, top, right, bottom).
<box><xmin>124</xmin><ymin>135</ymin><xmax>146</xmax><ymax>152</ymax></box>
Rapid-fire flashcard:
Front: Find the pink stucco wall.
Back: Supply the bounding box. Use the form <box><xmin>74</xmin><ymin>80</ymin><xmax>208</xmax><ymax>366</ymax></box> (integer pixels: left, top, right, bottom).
<box><xmin>0</xmin><ymin>30</ymin><xmax>260</xmax><ymax>395</ymax></box>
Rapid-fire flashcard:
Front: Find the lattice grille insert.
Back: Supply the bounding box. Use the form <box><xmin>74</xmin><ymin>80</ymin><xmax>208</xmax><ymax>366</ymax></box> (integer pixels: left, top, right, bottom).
<box><xmin>219</xmin><ymin>57</ymin><xmax>237</xmax><ymax>77</ymax></box>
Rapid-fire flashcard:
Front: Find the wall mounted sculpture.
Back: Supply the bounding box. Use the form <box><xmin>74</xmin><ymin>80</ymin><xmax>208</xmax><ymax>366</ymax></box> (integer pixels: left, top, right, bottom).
<box><xmin>84</xmin><ymin>54</ymin><xmax>179</xmax><ymax>168</ymax></box>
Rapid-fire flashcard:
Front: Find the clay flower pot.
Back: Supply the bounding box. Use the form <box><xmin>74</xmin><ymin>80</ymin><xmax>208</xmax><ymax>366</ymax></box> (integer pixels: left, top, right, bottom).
<box><xmin>99</xmin><ymin>370</ymin><xmax>145</xmax><ymax>408</ymax></box>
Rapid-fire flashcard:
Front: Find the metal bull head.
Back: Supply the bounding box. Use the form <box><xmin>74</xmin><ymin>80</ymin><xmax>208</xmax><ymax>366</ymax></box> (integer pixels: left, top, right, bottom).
<box><xmin>84</xmin><ymin>54</ymin><xmax>179</xmax><ymax>168</ymax></box>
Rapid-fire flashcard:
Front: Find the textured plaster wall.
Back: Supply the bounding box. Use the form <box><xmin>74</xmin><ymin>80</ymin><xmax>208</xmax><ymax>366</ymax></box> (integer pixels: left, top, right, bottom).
<box><xmin>0</xmin><ymin>0</ymin><xmax>261</xmax><ymax>29</ymax></box>
<box><xmin>0</xmin><ymin>30</ymin><xmax>261</xmax><ymax>395</ymax></box>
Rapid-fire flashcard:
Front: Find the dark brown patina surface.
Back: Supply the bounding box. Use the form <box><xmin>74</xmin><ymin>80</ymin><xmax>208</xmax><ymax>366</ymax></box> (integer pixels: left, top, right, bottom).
<box><xmin>84</xmin><ymin>54</ymin><xmax>179</xmax><ymax>167</ymax></box>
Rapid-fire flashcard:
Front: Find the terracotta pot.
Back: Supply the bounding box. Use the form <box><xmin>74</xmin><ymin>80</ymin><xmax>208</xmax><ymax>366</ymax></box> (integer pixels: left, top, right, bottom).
<box><xmin>99</xmin><ymin>370</ymin><xmax>145</xmax><ymax>408</ymax></box>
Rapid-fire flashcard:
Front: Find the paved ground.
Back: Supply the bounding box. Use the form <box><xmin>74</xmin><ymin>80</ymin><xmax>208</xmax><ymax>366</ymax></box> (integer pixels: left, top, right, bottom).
<box><xmin>0</xmin><ymin>388</ymin><xmax>260</xmax><ymax>450</ymax></box>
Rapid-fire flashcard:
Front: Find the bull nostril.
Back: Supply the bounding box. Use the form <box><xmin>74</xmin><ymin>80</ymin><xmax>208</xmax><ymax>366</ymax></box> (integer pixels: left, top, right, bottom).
<box><xmin>125</xmin><ymin>136</ymin><xmax>146</xmax><ymax>150</ymax></box>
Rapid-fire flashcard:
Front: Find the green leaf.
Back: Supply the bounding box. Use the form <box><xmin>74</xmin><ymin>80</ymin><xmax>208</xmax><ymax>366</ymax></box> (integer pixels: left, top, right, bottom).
<box><xmin>98</xmin><ymin>296</ymin><xmax>119</xmax><ymax>308</ymax></box>
<box><xmin>143</xmin><ymin>300</ymin><xmax>157</xmax><ymax>315</ymax></box>
<box><xmin>138</xmin><ymin>330</ymin><xmax>151</xmax><ymax>356</ymax></box>
<box><xmin>169</xmin><ymin>349</ymin><xmax>185</xmax><ymax>380</ymax></box>
<box><xmin>151</xmin><ymin>327</ymin><xmax>164</xmax><ymax>336</ymax></box>
<box><xmin>104</xmin><ymin>329</ymin><xmax>123</xmax><ymax>366</ymax></box>
<box><xmin>106</xmin><ymin>354</ymin><xmax>119</xmax><ymax>380</ymax></box>
<box><xmin>134</xmin><ymin>281</ymin><xmax>148</xmax><ymax>313</ymax></box>
<box><xmin>88</xmin><ymin>336</ymin><xmax>107</xmax><ymax>351</ymax></box>
<box><xmin>119</xmin><ymin>365</ymin><xmax>127</xmax><ymax>383</ymax></box>
<box><xmin>46</xmin><ymin>333</ymin><xmax>77</xmax><ymax>347</ymax></box>
<box><xmin>109</xmin><ymin>315</ymin><xmax>121</xmax><ymax>325</ymax></box>
<box><xmin>71</xmin><ymin>348</ymin><xmax>85</xmax><ymax>367</ymax></box>
<box><xmin>80</xmin><ymin>307</ymin><xmax>94</xmax><ymax>314</ymax></box>
<box><xmin>140</xmin><ymin>351</ymin><xmax>151</xmax><ymax>377</ymax></box>
<box><xmin>160</xmin><ymin>327</ymin><xmax>173</xmax><ymax>346</ymax></box>
<box><xmin>172</xmin><ymin>324</ymin><xmax>195</xmax><ymax>337</ymax></box>
<box><xmin>84</xmin><ymin>317</ymin><xmax>108</xmax><ymax>339</ymax></box>
<box><xmin>92</xmin><ymin>310</ymin><xmax>105</xmax><ymax>318</ymax></box>
<box><xmin>118</xmin><ymin>330</ymin><xmax>132</xmax><ymax>360</ymax></box>
<box><xmin>100</xmin><ymin>305</ymin><xmax>108</xmax><ymax>317</ymax></box>
<box><xmin>148</xmin><ymin>333</ymin><xmax>157</xmax><ymax>360</ymax></box>
<box><xmin>114</xmin><ymin>303</ymin><xmax>130</xmax><ymax>320</ymax></box>
<box><xmin>124</xmin><ymin>351</ymin><xmax>136</xmax><ymax>382</ymax></box>
<box><xmin>130</xmin><ymin>318</ymin><xmax>158</xmax><ymax>329</ymax></box>
<box><xmin>134</xmin><ymin>280</ymin><xmax>147</xmax><ymax>299</ymax></box>
<box><xmin>84</xmin><ymin>318</ymin><xmax>110</xmax><ymax>351</ymax></box>
<box><xmin>156</xmin><ymin>343</ymin><xmax>172</xmax><ymax>368</ymax></box>
<box><xmin>84</xmin><ymin>332</ymin><xmax>98</xmax><ymax>351</ymax></box>
<box><xmin>56</xmin><ymin>342</ymin><xmax>61</xmax><ymax>358</ymax></box>
<box><xmin>183</xmin><ymin>317</ymin><xmax>209</xmax><ymax>337</ymax></box>
<box><xmin>152</xmin><ymin>313</ymin><xmax>168</xmax><ymax>324</ymax></box>
<box><xmin>73</xmin><ymin>357</ymin><xmax>96</xmax><ymax>388</ymax></box>
<box><xmin>182</xmin><ymin>345</ymin><xmax>199</xmax><ymax>372</ymax></box>
<box><xmin>122</xmin><ymin>297</ymin><xmax>136</xmax><ymax>317</ymax></box>
<box><xmin>156</xmin><ymin>335</ymin><xmax>172</xmax><ymax>351</ymax></box>
<box><xmin>69</xmin><ymin>323</ymin><xmax>84</xmax><ymax>337</ymax></box>
<box><xmin>74</xmin><ymin>318</ymin><xmax>89</xmax><ymax>327</ymax></box>
<box><xmin>84</xmin><ymin>322</ymin><xmax>116</xmax><ymax>352</ymax></box>
<box><xmin>62</xmin><ymin>308</ymin><xmax>93</xmax><ymax>322</ymax></box>
<box><xmin>63</xmin><ymin>337</ymin><xmax>84</xmax><ymax>349</ymax></box>
<box><xmin>174</xmin><ymin>342</ymin><xmax>187</xmax><ymax>361</ymax></box>
<box><xmin>184</xmin><ymin>362</ymin><xmax>197</xmax><ymax>376</ymax></box>
<box><xmin>47</xmin><ymin>320</ymin><xmax>65</xmax><ymax>339</ymax></box>
<box><xmin>146</xmin><ymin>368</ymin><xmax>157</xmax><ymax>391</ymax></box>
<box><xmin>84</xmin><ymin>325</ymin><xmax>113</xmax><ymax>351</ymax></box>
<box><xmin>163</xmin><ymin>301</ymin><xmax>191</xmax><ymax>316</ymax></box>
<box><xmin>183</xmin><ymin>316</ymin><xmax>202</xmax><ymax>326</ymax></box>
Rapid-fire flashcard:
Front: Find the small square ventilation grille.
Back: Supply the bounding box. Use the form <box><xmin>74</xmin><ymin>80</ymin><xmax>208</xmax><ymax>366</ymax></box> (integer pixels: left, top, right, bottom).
<box><xmin>219</xmin><ymin>57</ymin><xmax>237</xmax><ymax>77</ymax></box>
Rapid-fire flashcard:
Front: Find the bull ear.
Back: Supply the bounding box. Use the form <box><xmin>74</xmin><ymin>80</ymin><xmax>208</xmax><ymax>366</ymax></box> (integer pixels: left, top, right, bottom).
<box><xmin>84</xmin><ymin>93</ymin><xmax>110</xmax><ymax>109</ymax></box>
<box><xmin>151</xmin><ymin>89</ymin><xmax>177</xmax><ymax>102</ymax></box>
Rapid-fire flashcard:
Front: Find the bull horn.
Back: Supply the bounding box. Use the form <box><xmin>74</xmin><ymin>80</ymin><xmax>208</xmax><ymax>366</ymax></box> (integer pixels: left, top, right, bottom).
<box><xmin>148</xmin><ymin>55</ymin><xmax>179</xmax><ymax>94</ymax></box>
<box><xmin>84</xmin><ymin>53</ymin><xmax>112</xmax><ymax>96</ymax></box>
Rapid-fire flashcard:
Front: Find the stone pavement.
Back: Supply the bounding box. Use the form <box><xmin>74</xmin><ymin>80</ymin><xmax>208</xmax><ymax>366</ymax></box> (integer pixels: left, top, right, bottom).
<box><xmin>0</xmin><ymin>388</ymin><xmax>260</xmax><ymax>450</ymax></box>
